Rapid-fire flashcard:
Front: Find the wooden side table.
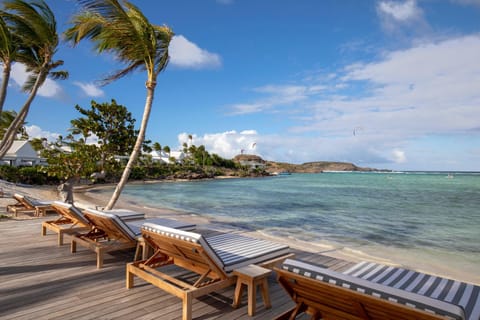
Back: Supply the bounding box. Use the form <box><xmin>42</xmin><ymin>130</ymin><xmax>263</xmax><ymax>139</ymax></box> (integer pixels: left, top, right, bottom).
<box><xmin>232</xmin><ymin>264</ymin><xmax>272</xmax><ymax>316</ymax></box>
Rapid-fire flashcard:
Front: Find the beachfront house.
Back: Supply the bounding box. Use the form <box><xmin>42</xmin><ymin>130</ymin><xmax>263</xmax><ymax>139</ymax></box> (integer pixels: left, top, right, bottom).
<box><xmin>0</xmin><ymin>140</ymin><xmax>46</xmax><ymax>167</ymax></box>
<box><xmin>148</xmin><ymin>150</ymin><xmax>186</xmax><ymax>164</ymax></box>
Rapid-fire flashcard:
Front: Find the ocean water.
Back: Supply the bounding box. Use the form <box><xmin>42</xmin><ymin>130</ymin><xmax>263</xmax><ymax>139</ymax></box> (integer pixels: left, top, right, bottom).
<box><xmin>105</xmin><ymin>172</ymin><xmax>480</xmax><ymax>281</ymax></box>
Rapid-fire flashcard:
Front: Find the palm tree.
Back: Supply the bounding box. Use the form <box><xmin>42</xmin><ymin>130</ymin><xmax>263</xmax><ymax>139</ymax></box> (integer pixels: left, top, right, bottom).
<box><xmin>152</xmin><ymin>142</ymin><xmax>162</xmax><ymax>152</ymax></box>
<box><xmin>0</xmin><ymin>0</ymin><xmax>68</xmax><ymax>158</ymax></box>
<box><xmin>0</xmin><ymin>109</ymin><xmax>27</xmax><ymax>139</ymax></box>
<box><xmin>0</xmin><ymin>15</ymin><xmax>15</xmax><ymax>112</ymax></box>
<box><xmin>65</xmin><ymin>0</ymin><xmax>173</xmax><ymax>209</ymax></box>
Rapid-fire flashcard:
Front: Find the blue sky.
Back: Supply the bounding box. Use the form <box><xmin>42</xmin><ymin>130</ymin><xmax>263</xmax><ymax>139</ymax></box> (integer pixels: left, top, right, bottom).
<box><xmin>4</xmin><ymin>0</ymin><xmax>480</xmax><ymax>171</ymax></box>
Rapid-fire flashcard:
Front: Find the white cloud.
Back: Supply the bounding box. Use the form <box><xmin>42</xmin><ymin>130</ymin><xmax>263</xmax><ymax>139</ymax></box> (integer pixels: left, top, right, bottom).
<box><xmin>376</xmin><ymin>0</ymin><xmax>429</xmax><ymax>36</ymax></box>
<box><xmin>10</xmin><ymin>63</ymin><xmax>64</xmax><ymax>98</ymax></box>
<box><xmin>85</xmin><ymin>133</ymin><xmax>99</xmax><ymax>145</ymax></box>
<box><xmin>391</xmin><ymin>149</ymin><xmax>407</xmax><ymax>163</ymax></box>
<box><xmin>178</xmin><ymin>131</ymin><xmax>259</xmax><ymax>158</ymax></box>
<box><xmin>169</xmin><ymin>35</ymin><xmax>222</xmax><ymax>69</ymax></box>
<box><xmin>228</xmin><ymin>84</ymin><xmax>323</xmax><ymax>115</ymax></box>
<box><xmin>377</xmin><ymin>0</ymin><xmax>422</xmax><ymax>22</ymax></box>
<box><xmin>25</xmin><ymin>125</ymin><xmax>60</xmax><ymax>142</ymax></box>
<box><xmin>240</xmin><ymin>130</ymin><xmax>258</xmax><ymax>135</ymax></box>
<box><xmin>73</xmin><ymin>81</ymin><xmax>104</xmax><ymax>97</ymax></box>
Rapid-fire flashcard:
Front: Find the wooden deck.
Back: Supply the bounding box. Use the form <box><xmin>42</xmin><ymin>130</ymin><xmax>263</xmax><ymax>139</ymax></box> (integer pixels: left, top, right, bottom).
<box><xmin>0</xmin><ymin>216</ymin><xmax>355</xmax><ymax>320</ymax></box>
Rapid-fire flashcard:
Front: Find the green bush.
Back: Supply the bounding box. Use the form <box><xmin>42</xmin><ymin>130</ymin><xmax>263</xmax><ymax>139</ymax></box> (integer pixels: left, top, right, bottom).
<box><xmin>18</xmin><ymin>167</ymin><xmax>47</xmax><ymax>185</ymax></box>
<box><xmin>129</xmin><ymin>166</ymin><xmax>146</xmax><ymax>180</ymax></box>
<box><xmin>0</xmin><ymin>165</ymin><xmax>59</xmax><ymax>185</ymax></box>
<box><xmin>0</xmin><ymin>165</ymin><xmax>19</xmax><ymax>182</ymax></box>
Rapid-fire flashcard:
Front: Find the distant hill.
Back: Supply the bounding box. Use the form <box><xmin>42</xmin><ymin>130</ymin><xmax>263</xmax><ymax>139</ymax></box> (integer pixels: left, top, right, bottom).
<box><xmin>265</xmin><ymin>160</ymin><xmax>382</xmax><ymax>173</ymax></box>
<box><xmin>233</xmin><ymin>154</ymin><xmax>387</xmax><ymax>174</ymax></box>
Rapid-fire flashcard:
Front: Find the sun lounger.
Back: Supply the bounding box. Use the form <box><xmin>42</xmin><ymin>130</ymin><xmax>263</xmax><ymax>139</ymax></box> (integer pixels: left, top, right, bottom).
<box><xmin>71</xmin><ymin>209</ymin><xmax>196</xmax><ymax>269</ymax></box>
<box><xmin>6</xmin><ymin>193</ymin><xmax>54</xmax><ymax>217</ymax></box>
<box><xmin>275</xmin><ymin>259</ymin><xmax>466</xmax><ymax>320</ymax></box>
<box><xmin>126</xmin><ymin>223</ymin><xmax>293</xmax><ymax>320</ymax></box>
<box><xmin>42</xmin><ymin>201</ymin><xmax>146</xmax><ymax>246</ymax></box>
<box><xmin>343</xmin><ymin>261</ymin><xmax>480</xmax><ymax>320</ymax></box>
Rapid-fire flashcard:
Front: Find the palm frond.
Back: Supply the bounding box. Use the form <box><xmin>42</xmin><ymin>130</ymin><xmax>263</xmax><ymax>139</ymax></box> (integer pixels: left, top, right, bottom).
<box><xmin>99</xmin><ymin>60</ymin><xmax>143</xmax><ymax>86</ymax></box>
<box><xmin>66</xmin><ymin>0</ymin><xmax>173</xmax><ymax>83</ymax></box>
<box><xmin>0</xmin><ymin>13</ymin><xmax>14</xmax><ymax>61</ymax></box>
<box><xmin>3</xmin><ymin>0</ymin><xmax>57</xmax><ymax>47</ymax></box>
<box><xmin>49</xmin><ymin>70</ymin><xmax>68</xmax><ymax>81</ymax></box>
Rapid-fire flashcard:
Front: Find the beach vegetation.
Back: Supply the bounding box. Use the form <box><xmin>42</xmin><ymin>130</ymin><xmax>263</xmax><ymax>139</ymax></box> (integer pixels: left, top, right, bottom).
<box><xmin>65</xmin><ymin>0</ymin><xmax>173</xmax><ymax>209</ymax></box>
<box><xmin>0</xmin><ymin>0</ymin><xmax>68</xmax><ymax>160</ymax></box>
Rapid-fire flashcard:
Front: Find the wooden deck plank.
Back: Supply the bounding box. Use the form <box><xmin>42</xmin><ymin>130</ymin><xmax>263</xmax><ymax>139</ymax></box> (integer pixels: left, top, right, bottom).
<box><xmin>0</xmin><ymin>217</ymin><xmax>355</xmax><ymax>319</ymax></box>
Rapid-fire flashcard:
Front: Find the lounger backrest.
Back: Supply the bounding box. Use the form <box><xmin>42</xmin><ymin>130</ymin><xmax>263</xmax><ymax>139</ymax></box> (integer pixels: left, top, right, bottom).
<box><xmin>83</xmin><ymin>209</ymin><xmax>137</xmax><ymax>242</ymax></box>
<box><xmin>142</xmin><ymin>223</ymin><xmax>228</xmax><ymax>280</ymax></box>
<box><xmin>277</xmin><ymin>259</ymin><xmax>465</xmax><ymax>320</ymax></box>
<box><xmin>52</xmin><ymin>201</ymin><xmax>90</xmax><ymax>226</ymax></box>
<box><xmin>14</xmin><ymin>193</ymin><xmax>34</xmax><ymax>209</ymax></box>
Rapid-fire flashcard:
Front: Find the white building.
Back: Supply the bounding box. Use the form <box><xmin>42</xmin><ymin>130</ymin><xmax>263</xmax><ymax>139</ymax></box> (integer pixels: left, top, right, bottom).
<box><xmin>148</xmin><ymin>150</ymin><xmax>186</xmax><ymax>164</ymax></box>
<box><xmin>0</xmin><ymin>140</ymin><xmax>45</xmax><ymax>166</ymax></box>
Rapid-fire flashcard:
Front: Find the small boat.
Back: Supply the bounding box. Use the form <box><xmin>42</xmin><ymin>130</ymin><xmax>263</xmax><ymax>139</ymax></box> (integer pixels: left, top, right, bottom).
<box><xmin>272</xmin><ymin>171</ymin><xmax>291</xmax><ymax>176</ymax></box>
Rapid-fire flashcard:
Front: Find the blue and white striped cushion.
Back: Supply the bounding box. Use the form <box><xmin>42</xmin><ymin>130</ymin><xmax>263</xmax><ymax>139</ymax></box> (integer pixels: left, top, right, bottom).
<box><xmin>204</xmin><ymin>233</ymin><xmax>290</xmax><ymax>273</ymax></box>
<box><xmin>53</xmin><ymin>201</ymin><xmax>90</xmax><ymax>226</ymax></box>
<box><xmin>101</xmin><ymin>209</ymin><xmax>145</xmax><ymax>220</ymax></box>
<box><xmin>86</xmin><ymin>209</ymin><xmax>138</xmax><ymax>240</ymax></box>
<box><xmin>141</xmin><ymin>224</ymin><xmax>290</xmax><ymax>274</ymax></box>
<box><xmin>344</xmin><ymin>261</ymin><xmax>479</xmax><ymax>320</ymax></box>
<box><xmin>282</xmin><ymin>259</ymin><xmax>465</xmax><ymax>320</ymax></box>
<box><xmin>142</xmin><ymin>223</ymin><xmax>202</xmax><ymax>243</ymax></box>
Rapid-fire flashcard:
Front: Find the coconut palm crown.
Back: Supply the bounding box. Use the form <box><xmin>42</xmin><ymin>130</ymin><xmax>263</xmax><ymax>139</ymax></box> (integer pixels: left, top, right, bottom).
<box><xmin>0</xmin><ymin>0</ymin><xmax>68</xmax><ymax>158</ymax></box>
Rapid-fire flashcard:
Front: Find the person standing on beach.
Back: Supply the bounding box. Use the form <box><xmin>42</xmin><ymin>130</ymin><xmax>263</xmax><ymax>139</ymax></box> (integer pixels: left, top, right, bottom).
<box><xmin>57</xmin><ymin>178</ymin><xmax>74</xmax><ymax>204</ymax></box>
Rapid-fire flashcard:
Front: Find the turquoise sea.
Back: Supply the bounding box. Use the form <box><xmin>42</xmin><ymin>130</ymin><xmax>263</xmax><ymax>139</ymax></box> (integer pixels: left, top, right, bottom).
<box><xmin>100</xmin><ymin>172</ymin><xmax>480</xmax><ymax>282</ymax></box>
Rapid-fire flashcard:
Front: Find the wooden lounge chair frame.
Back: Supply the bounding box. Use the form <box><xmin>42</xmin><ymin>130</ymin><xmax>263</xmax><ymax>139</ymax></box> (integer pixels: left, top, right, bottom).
<box><xmin>127</xmin><ymin>224</ymin><xmax>293</xmax><ymax>320</ymax></box>
<box><xmin>42</xmin><ymin>202</ymin><xmax>92</xmax><ymax>246</ymax></box>
<box><xmin>274</xmin><ymin>260</ymin><xmax>465</xmax><ymax>320</ymax></box>
<box><xmin>42</xmin><ymin>202</ymin><xmax>147</xmax><ymax>246</ymax></box>
<box><xmin>7</xmin><ymin>193</ymin><xmax>54</xmax><ymax>217</ymax></box>
<box><xmin>71</xmin><ymin>209</ymin><xmax>196</xmax><ymax>269</ymax></box>
<box><xmin>7</xmin><ymin>193</ymin><xmax>35</xmax><ymax>216</ymax></box>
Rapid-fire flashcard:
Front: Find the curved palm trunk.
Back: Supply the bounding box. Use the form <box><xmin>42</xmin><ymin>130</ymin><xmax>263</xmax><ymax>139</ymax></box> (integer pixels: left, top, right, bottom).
<box><xmin>0</xmin><ymin>61</ymin><xmax>11</xmax><ymax>113</ymax></box>
<box><xmin>105</xmin><ymin>83</ymin><xmax>155</xmax><ymax>209</ymax></box>
<box><xmin>0</xmin><ymin>69</ymin><xmax>45</xmax><ymax>158</ymax></box>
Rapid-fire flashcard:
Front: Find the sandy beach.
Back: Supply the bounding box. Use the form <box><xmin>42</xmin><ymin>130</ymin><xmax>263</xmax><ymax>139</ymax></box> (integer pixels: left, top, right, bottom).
<box><xmin>1</xmin><ymin>181</ymin><xmax>478</xmax><ymax>286</ymax></box>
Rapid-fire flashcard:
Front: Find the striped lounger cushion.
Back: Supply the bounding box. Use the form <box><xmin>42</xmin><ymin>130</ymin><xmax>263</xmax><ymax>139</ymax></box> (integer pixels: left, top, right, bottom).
<box><xmin>86</xmin><ymin>210</ymin><xmax>196</xmax><ymax>240</ymax></box>
<box><xmin>281</xmin><ymin>259</ymin><xmax>465</xmax><ymax>320</ymax></box>
<box><xmin>344</xmin><ymin>261</ymin><xmax>480</xmax><ymax>320</ymax></box>
<box><xmin>101</xmin><ymin>209</ymin><xmax>145</xmax><ymax>220</ymax></box>
<box><xmin>142</xmin><ymin>223</ymin><xmax>290</xmax><ymax>273</ymax></box>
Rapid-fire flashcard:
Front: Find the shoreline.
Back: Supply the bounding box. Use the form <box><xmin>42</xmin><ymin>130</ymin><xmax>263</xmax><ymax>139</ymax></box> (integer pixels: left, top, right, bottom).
<box><xmin>2</xmin><ymin>181</ymin><xmax>479</xmax><ymax>285</ymax></box>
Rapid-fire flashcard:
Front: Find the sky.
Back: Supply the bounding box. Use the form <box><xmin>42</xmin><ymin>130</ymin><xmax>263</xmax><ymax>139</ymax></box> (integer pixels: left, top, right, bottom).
<box><xmin>3</xmin><ymin>0</ymin><xmax>480</xmax><ymax>171</ymax></box>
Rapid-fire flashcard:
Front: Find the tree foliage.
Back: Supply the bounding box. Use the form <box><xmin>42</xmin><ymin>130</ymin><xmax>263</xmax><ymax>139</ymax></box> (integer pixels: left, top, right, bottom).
<box><xmin>70</xmin><ymin>99</ymin><xmax>136</xmax><ymax>171</ymax></box>
<box><xmin>40</xmin><ymin>142</ymin><xmax>100</xmax><ymax>181</ymax></box>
